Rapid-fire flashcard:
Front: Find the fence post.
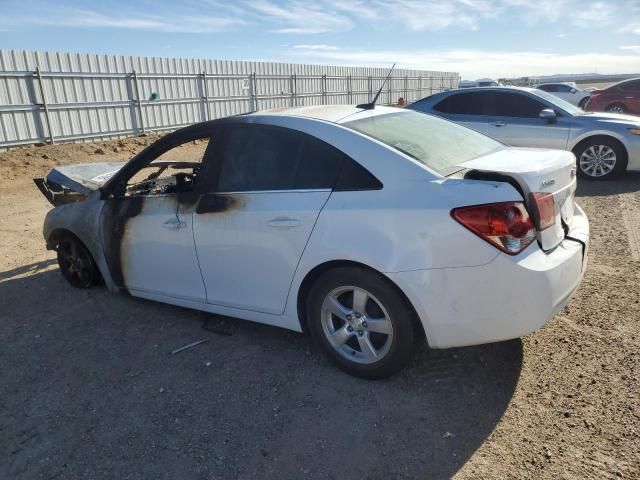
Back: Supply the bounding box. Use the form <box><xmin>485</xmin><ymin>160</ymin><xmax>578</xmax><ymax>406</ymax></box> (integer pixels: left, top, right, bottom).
<box><xmin>248</xmin><ymin>72</ymin><xmax>256</xmax><ymax>112</ymax></box>
<box><xmin>429</xmin><ymin>76</ymin><xmax>433</xmax><ymax>96</ymax></box>
<box><xmin>289</xmin><ymin>74</ymin><xmax>295</xmax><ymax>107</ymax></box>
<box><xmin>322</xmin><ymin>74</ymin><xmax>327</xmax><ymax>105</ymax></box>
<box><xmin>368</xmin><ymin>76</ymin><xmax>372</xmax><ymax>98</ymax></box>
<box><xmin>404</xmin><ymin>76</ymin><xmax>408</xmax><ymax>102</ymax></box>
<box><xmin>132</xmin><ymin>70</ymin><xmax>145</xmax><ymax>134</ymax></box>
<box><xmin>35</xmin><ymin>66</ymin><xmax>54</xmax><ymax>144</ymax></box>
<box><xmin>201</xmin><ymin>71</ymin><xmax>209</xmax><ymax>121</ymax></box>
<box><xmin>347</xmin><ymin>75</ymin><xmax>352</xmax><ymax>104</ymax></box>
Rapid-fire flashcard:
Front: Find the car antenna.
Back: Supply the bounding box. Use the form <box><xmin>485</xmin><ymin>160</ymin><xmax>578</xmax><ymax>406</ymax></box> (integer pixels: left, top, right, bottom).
<box><xmin>356</xmin><ymin>63</ymin><xmax>396</xmax><ymax>110</ymax></box>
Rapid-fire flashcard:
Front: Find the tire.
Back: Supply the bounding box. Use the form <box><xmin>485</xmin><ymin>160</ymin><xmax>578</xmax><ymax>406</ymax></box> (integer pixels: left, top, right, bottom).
<box><xmin>606</xmin><ymin>103</ymin><xmax>626</xmax><ymax>114</ymax></box>
<box><xmin>573</xmin><ymin>137</ymin><xmax>627</xmax><ymax>180</ymax></box>
<box><xmin>56</xmin><ymin>234</ymin><xmax>101</xmax><ymax>288</ymax></box>
<box><xmin>578</xmin><ymin>97</ymin><xmax>589</xmax><ymax>109</ymax></box>
<box><xmin>306</xmin><ymin>266</ymin><xmax>420</xmax><ymax>379</ymax></box>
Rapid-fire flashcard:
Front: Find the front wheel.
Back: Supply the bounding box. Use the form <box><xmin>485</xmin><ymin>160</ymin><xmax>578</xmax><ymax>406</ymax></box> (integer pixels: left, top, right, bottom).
<box><xmin>56</xmin><ymin>234</ymin><xmax>101</xmax><ymax>288</ymax></box>
<box><xmin>606</xmin><ymin>103</ymin><xmax>626</xmax><ymax>114</ymax></box>
<box><xmin>306</xmin><ymin>266</ymin><xmax>420</xmax><ymax>379</ymax></box>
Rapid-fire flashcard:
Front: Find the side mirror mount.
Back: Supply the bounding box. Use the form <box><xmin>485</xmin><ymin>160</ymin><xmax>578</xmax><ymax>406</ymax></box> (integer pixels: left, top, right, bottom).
<box><xmin>539</xmin><ymin>108</ymin><xmax>557</xmax><ymax>124</ymax></box>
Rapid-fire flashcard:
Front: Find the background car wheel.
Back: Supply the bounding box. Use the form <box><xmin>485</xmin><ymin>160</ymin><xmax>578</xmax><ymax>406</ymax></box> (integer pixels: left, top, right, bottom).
<box><xmin>56</xmin><ymin>234</ymin><xmax>101</xmax><ymax>288</ymax></box>
<box><xmin>573</xmin><ymin>137</ymin><xmax>627</xmax><ymax>181</ymax></box>
<box><xmin>306</xmin><ymin>266</ymin><xmax>420</xmax><ymax>379</ymax></box>
<box><xmin>578</xmin><ymin>97</ymin><xmax>589</xmax><ymax>109</ymax></box>
<box><xmin>606</xmin><ymin>103</ymin><xmax>626</xmax><ymax>114</ymax></box>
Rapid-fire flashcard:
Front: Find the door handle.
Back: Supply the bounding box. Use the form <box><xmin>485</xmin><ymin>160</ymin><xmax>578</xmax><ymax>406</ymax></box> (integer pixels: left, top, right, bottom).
<box><xmin>267</xmin><ymin>217</ymin><xmax>300</xmax><ymax>228</ymax></box>
<box><xmin>163</xmin><ymin>218</ymin><xmax>186</xmax><ymax>229</ymax></box>
<box><xmin>491</xmin><ymin>121</ymin><xmax>505</xmax><ymax>127</ymax></box>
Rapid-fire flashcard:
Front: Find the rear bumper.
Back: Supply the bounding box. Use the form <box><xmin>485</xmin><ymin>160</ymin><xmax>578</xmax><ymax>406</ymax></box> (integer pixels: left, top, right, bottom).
<box><xmin>387</xmin><ymin>204</ymin><xmax>589</xmax><ymax>349</ymax></box>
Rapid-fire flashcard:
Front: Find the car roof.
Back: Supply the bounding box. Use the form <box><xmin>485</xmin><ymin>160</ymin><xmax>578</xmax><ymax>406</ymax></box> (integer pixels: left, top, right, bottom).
<box><xmin>441</xmin><ymin>86</ymin><xmax>539</xmax><ymax>94</ymax></box>
<box><xmin>537</xmin><ymin>82</ymin><xmax>574</xmax><ymax>86</ymax></box>
<box><xmin>248</xmin><ymin>105</ymin><xmax>404</xmax><ymax>124</ymax></box>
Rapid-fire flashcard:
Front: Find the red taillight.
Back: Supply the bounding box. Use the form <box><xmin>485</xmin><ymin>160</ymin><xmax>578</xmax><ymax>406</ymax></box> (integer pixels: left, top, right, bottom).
<box><xmin>452</xmin><ymin>202</ymin><xmax>535</xmax><ymax>255</ymax></box>
<box><xmin>530</xmin><ymin>192</ymin><xmax>556</xmax><ymax>231</ymax></box>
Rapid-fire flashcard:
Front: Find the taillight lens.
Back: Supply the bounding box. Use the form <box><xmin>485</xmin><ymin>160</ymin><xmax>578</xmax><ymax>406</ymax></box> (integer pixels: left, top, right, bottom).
<box><xmin>452</xmin><ymin>202</ymin><xmax>535</xmax><ymax>255</ymax></box>
<box><xmin>530</xmin><ymin>192</ymin><xmax>556</xmax><ymax>231</ymax></box>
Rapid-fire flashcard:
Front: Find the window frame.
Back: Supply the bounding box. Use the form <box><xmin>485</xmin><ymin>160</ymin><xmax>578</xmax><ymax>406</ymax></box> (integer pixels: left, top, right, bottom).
<box><xmin>212</xmin><ymin>123</ymin><xmax>381</xmax><ymax>194</ymax></box>
<box><xmin>102</xmin><ymin>124</ymin><xmax>221</xmax><ymax>198</ymax></box>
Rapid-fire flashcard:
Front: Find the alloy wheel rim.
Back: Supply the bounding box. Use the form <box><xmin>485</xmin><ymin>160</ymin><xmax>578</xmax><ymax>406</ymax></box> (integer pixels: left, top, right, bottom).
<box><xmin>59</xmin><ymin>240</ymin><xmax>92</xmax><ymax>286</ymax></box>
<box><xmin>320</xmin><ymin>286</ymin><xmax>393</xmax><ymax>364</ymax></box>
<box><xmin>579</xmin><ymin>145</ymin><xmax>616</xmax><ymax>177</ymax></box>
<box><xmin>607</xmin><ymin>105</ymin><xmax>624</xmax><ymax>113</ymax></box>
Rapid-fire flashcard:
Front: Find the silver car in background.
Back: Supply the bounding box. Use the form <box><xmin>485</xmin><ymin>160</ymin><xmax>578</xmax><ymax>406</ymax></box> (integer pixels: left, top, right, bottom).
<box><xmin>409</xmin><ymin>87</ymin><xmax>640</xmax><ymax>180</ymax></box>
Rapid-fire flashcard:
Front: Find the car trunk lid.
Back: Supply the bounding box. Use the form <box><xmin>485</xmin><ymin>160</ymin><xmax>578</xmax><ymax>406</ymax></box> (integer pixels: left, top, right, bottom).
<box><xmin>457</xmin><ymin>148</ymin><xmax>577</xmax><ymax>251</ymax></box>
<box><xmin>34</xmin><ymin>162</ymin><xmax>125</xmax><ymax>206</ymax></box>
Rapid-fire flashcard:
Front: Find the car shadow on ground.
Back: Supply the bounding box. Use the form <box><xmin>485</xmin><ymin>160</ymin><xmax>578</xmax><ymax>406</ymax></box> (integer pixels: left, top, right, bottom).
<box><xmin>1</xmin><ymin>266</ymin><xmax>522</xmax><ymax>480</ymax></box>
<box><xmin>576</xmin><ymin>171</ymin><xmax>640</xmax><ymax>197</ymax></box>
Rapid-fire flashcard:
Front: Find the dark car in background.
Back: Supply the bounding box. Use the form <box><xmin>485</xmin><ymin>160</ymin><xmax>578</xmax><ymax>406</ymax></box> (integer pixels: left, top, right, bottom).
<box><xmin>585</xmin><ymin>78</ymin><xmax>640</xmax><ymax>115</ymax></box>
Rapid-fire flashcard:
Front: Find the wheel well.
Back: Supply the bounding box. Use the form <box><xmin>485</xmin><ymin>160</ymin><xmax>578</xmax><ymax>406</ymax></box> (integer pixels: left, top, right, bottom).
<box><xmin>47</xmin><ymin>228</ymin><xmax>103</xmax><ymax>280</ymax></box>
<box><xmin>572</xmin><ymin>135</ymin><xmax>628</xmax><ymax>165</ymax></box>
<box><xmin>296</xmin><ymin>260</ymin><xmax>426</xmax><ymax>340</ymax></box>
<box><xmin>46</xmin><ymin>228</ymin><xmax>78</xmax><ymax>250</ymax></box>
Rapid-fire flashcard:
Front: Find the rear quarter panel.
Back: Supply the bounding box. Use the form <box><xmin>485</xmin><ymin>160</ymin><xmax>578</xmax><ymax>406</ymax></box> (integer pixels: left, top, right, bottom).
<box><xmin>282</xmin><ymin>176</ymin><xmax>524</xmax><ymax>329</ymax></box>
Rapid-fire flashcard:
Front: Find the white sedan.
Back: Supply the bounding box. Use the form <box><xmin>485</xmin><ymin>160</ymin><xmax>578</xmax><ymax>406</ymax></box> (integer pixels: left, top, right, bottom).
<box><xmin>36</xmin><ymin>106</ymin><xmax>589</xmax><ymax>378</ymax></box>
<box><xmin>536</xmin><ymin>83</ymin><xmax>591</xmax><ymax>108</ymax></box>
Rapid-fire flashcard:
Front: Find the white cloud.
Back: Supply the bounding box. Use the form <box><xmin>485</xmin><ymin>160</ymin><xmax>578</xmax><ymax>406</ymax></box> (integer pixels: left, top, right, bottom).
<box><xmin>0</xmin><ymin>7</ymin><xmax>245</xmax><ymax>33</ymax></box>
<box><xmin>573</xmin><ymin>2</ymin><xmax>614</xmax><ymax>25</ymax></box>
<box><xmin>246</xmin><ymin>0</ymin><xmax>353</xmax><ymax>34</ymax></box>
<box><xmin>287</xmin><ymin>45</ymin><xmax>640</xmax><ymax>79</ymax></box>
<box><xmin>293</xmin><ymin>44</ymin><xmax>340</xmax><ymax>51</ymax></box>
<box><xmin>620</xmin><ymin>45</ymin><xmax>640</xmax><ymax>53</ymax></box>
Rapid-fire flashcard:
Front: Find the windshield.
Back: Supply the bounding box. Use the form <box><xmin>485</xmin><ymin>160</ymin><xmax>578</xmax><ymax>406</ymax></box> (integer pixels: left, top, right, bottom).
<box><xmin>532</xmin><ymin>89</ymin><xmax>584</xmax><ymax>115</ymax></box>
<box><xmin>343</xmin><ymin>110</ymin><xmax>503</xmax><ymax>176</ymax></box>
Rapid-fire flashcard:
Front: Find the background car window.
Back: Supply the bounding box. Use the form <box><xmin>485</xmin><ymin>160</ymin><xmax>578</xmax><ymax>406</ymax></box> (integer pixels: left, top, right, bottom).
<box><xmin>125</xmin><ymin>137</ymin><xmax>212</xmax><ymax>197</ymax></box>
<box><xmin>556</xmin><ymin>85</ymin><xmax>572</xmax><ymax>93</ymax></box>
<box><xmin>492</xmin><ymin>92</ymin><xmax>546</xmax><ymax>118</ymax></box>
<box><xmin>434</xmin><ymin>92</ymin><xmax>486</xmax><ymax>115</ymax></box>
<box><xmin>217</xmin><ymin>125</ymin><xmax>346</xmax><ymax>192</ymax></box>
<box><xmin>539</xmin><ymin>85</ymin><xmax>557</xmax><ymax>92</ymax></box>
<box><xmin>619</xmin><ymin>80</ymin><xmax>640</xmax><ymax>92</ymax></box>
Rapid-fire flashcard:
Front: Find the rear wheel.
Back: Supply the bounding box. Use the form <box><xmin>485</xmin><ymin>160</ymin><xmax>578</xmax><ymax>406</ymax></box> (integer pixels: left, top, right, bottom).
<box><xmin>578</xmin><ymin>97</ymin><xmax>589</xmax><ymax>109</ymax></box>
<box><xmin>56</xmin><ymin>234</ymin><xmax>100</xmax><ymax>288</ymax></box>
<box><xmin>606</xmin><ymin>103</ymin><xmax>626</xmax><ymax>114</ymax></box>
<box><xmin>574</xmin><ymin>137</ymin><xmax>627</xmax><ymax>180</ymax></box>
<box><xmin>306</xmin><ymin>266</ymin><xmax>420</xmax><ymax>379</ymax></box>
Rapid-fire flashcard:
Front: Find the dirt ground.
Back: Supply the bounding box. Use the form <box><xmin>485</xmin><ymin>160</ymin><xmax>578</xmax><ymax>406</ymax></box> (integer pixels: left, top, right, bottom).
<box><xmin>1</xmin><ymin>135</ymin><xmax>639</xmax><ymax>480</ymax></box>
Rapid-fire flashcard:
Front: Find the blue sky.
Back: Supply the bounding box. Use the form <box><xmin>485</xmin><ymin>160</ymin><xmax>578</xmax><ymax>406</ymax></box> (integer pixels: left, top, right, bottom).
<box><xmin>1</xmin><ymin>0</ymin><xmax>639</xmax><ymax>79</ymax></box>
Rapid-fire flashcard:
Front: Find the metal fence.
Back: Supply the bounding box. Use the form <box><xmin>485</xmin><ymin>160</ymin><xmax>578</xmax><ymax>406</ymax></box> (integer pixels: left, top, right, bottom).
<box><xmin>0</xmin><ymin>50</ymin><xmax>459</xmax><ymax>148</ymax></box>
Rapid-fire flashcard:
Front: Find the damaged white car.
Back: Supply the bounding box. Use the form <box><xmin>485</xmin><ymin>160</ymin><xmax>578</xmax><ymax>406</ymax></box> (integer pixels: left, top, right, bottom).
<box><xmin>36</xmin><ymin>106</ymin><xmax>589</xmax><ymax>378</ymax></box>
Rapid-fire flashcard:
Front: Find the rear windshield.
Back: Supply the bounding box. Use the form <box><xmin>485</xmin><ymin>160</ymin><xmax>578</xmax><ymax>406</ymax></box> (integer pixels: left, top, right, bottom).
<box><xmin>343</xmin><ymin>110</ymin><xmax>502</xmax><ymax>176</ymax></box>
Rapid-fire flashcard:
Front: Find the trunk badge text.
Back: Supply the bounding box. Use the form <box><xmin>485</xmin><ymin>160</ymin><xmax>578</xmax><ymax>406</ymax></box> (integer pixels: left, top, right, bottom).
<box><xmin>541</xmin><ymin>179</ymin><xmax>556</xmax><ymax>188</ymax></box>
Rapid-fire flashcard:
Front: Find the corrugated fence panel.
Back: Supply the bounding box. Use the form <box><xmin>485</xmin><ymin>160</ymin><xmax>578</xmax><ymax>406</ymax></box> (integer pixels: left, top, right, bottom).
<box><xmin>0</xmin><ymin>49</ymin><xmax>459</xmax><ymax>148</ymax></box>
